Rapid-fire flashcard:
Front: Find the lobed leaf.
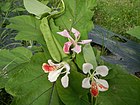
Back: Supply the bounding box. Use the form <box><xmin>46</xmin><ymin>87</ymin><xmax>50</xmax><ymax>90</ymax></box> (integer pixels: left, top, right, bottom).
<box><xmin>55</xmin><ymin>0</ymin><xmax>96</xmax><ymax>39</ymax></box>
<box><xmin>5</xmin><ymin>53</ymin><xmax>62</xmax><ymax>105</ymax></box>
<box><xmin>0</xmin><ymin>47</ymin><xmax>32</xmax><ymax>88</ymax></box>
<box><xmin>7</xmin><ymin>15</ymin><xmax>44</xmax><ymax>45</ymax></box>
<box><xmin>7</xmin><ymin>15</ymin><xmax>51</xmax><ymax>60</ymax></box>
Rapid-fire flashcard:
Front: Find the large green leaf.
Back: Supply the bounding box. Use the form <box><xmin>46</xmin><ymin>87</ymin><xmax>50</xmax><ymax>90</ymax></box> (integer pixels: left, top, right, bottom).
<box><xmin>7</xmin><ymin>15</ymin><xmax>51</xmax><ymax>60</ymax></box>
<box><xmin>0</xmin><ymin>47</ymin><xmax>32</xmax><ymax>88</ymax></box>
<box><xmin>127</xmin><ymin>26</ymin><xmax>140</xmax><ymax>40</ymax></box>
<box><xmin>55</xmin><ymin>0</ymin><xmax>96</xmax><ymax>39</ymax></box>
<box><xmin>5</xmin><ymin>53</ymin><xmax>62</xmax><ymax>105</ymax></box>
<box><xmin>10</xmin><ymin>85</ymin><xmax>61</xmax><ymax>105</ymax></box>
<box><xmin>96</xmin><ymin>64</ymin><xmax>140</xmax><ymax>105</ymax></box>
<box><xmin>57</xmin><ymin>62</ymin><xmax>90</xmax><ymax>105</ymax></box>
<box><xmin>23</xmin><ymin>0</ymin><xmax>51</xmax><ymax>19</ymax></box>
<box><xmin>7</xmin><ymin>15</ymin><xmax>44</xmax><ymax>45</ymax></box>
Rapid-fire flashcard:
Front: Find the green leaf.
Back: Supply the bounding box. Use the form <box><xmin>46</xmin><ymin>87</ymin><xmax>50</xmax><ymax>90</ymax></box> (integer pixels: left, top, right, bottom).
<box><xmin>12</xmin><ymin>7</ymin><xmax>26</xmax><ymax>12</ymax></box>
<box><xmin>83</xmin><ymin>44</ymin><xmax>97</xmax><ymax>68</ymax></box>
<box><xmin>75</xmin><ymin>52</ymin><xmax>85</xmax><ymax>70</ymax></box>
<box><xmin>5</xmin><ymin>53</ymin><xmax>62</xmax><ymax>105</ymax></box>
<box><xmin>0</xmin><ymin>47</ymin><xmax>32</xmax><ymax>88</ymax></box>
<box><xmin>10</xmin><ymin>85</ymin><xmax>61</xmax><ymax>105</ymax></box>
<box><xmin>7</xmin><ymin>15</ymin><xmax>51</xmax><ymax>61</ymax></box>
<box><xmin>1</xmin><ymin>1</ymin><xmax>11</xmax><ymax>12</ymax></box>
<box><xmin>55</xmin><ymin>0</ymin><xmax>96</xmax><ymax>39</ymax></box>
<box><xmin>23</xmin><ymin>0</ymin><xmax>51</xmax><ymax>18</ymax></box>
<box><xmin>97</xmin><ymin>65</ymin><xmax>140</xmax><ymax>105</ymax></box>
<box><xmin>57</xmin><ymin>62</ymin><xmax>90</xmax><ymax>105</ymax></box>
<box><xmin>40</xmin><ymin>17</ymin><xmax>61</xmax><ymax>62</ymax></box>
<box><xmin>127</xmin><ymin>26</ymin><xmax>140</xmax><ymax>40</ymax></box>
<box><xmin>7</xmin><ymin>15</ymin><xmax>44</xmax><ymax>45</ymax></box>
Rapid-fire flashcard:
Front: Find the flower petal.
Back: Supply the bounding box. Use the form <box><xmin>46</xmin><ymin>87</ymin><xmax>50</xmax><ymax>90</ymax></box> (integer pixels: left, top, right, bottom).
<box><xmin>96</xmin><ymin>79</ymin><xmax>109</xmax><ymax>91</ymax></box>
<box><xmin>42</xmin><ymin>63</ymin><xmax>55</xmax><ymax>73</ymax></box>
<box><xmin>95</xmin><ymin>66</ymin><xmax>109</xmax><ymax>77</ymax></box>
<box><xmin>63</xmin><ymin>41</ymin><xmax>72</xmax><ymax>54</ymax></box>
<box><xmin>82</xmin><ymin>63</ymin><xmax>93</xmax><ymax>74</ymax></box>
<box><xmin>71</xmin><ymin>44</ymin><xmax>81</xmax><ymax>54</ymax></box>
<box><xmin>61</xmin><ymin>74</ymin><xmax>69</xmax><ymax>88</ymax></box>
<box><xmin>48</xmin><ymin>69</ymin><xmax>62</xmax><ymax>82</ymax></box>
<box><xmin>64</xmin><ymin>63</ymin><xmax>70</xmax><ymax>73</ymax></box>
<box><xmin>82</xmin><ymin>77</ymin><xmax>91</xmax><ymax>88</ymax></box>
<box><xmin>90</xmin><ymin>81</ymin><xmax>99</xmax><ymax>97</ymax></box>
<box><xmin>47</xmin><ymin>59</ymin><xmax>59</xmax><ymax>67</ymax></box>
<box><xmin>78</xmin><ymin>39</ymin><xmax>92</xmax><ymax>44</ymax></box>
<box><xmin>57</xmin><ymin>29</ymin><xmax>71</xmax><ymax>38</ymax></box>
<box><xmin>71</xmin><ymin>28</ymin><xmax>80</xmax><ymax>39</ymax></box>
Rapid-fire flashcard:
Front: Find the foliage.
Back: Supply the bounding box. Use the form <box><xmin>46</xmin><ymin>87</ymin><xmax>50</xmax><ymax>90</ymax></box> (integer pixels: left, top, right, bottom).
<box><xmin>0</xmin><ymin>0</ymin><xmax>140</xmax><ymax>105</ymax></box>
<box><xmin>96</xmin><ymin>64</ymin><xmax>140</xmax><ymax>105</ymax></box>
<box><xmin>94</xmin><ymin>0</ymin><xmax>140</xmax><ymax>36</ymax></box>
<box><xmin>0</xmin><ymin>0</ymin><xmax>25</xmax><ymax>49</ymax></box>
<box><xmin>127</xmin><ymin>26</ymin><xmax>140</xmax><ymax>40</ymax></box>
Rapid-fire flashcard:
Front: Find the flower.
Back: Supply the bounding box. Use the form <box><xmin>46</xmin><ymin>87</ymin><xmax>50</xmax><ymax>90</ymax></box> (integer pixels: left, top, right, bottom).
<box><xmin>42</xmin><ymin>59</ymin><xmax>70</xmax><ymax>88</ymax></box>
<box><xmin>82</xmin><ymin>63</ymin><xmax>109</xmax><ymax>97</ymax></box>
<box><xmin>57</xmin><ymin>28</ymin><xmax>92</xmax><ymax>54</ymax></box>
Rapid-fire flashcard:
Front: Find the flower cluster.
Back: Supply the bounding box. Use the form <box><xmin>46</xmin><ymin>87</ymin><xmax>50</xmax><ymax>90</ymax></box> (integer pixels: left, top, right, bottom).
<box><xmin>42</xmin><ymin>28</ymin><xmax>109</xmax><ymax>97</ymax></box>
<box><xmin>57</xmin><ymin>28</ymin><xmax>92</xmax><ymax>54</ymax></box>
<box><xmin>82</xmin><ymin>63</ymin><xmax>109</xmax><ymax>97</ymax></box>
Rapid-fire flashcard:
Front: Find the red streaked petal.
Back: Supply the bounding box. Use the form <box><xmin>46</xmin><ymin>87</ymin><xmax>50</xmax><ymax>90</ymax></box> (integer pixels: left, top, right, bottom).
<box><xmin>42</xmin><ymin>63</ymin><xmax>56</xmax><ymax>73</ymax></box>
<box><xmin>63</xmin><ymin>41</ymin><xmax>72</xmax><ymax>54</ymax></box>
<box><xmin>96</xmin><ymin>79</ymin><xmax>109</xmax><ymax>91</ymax></box>
<box><xmin>98</xmin><ymin>84</ymin><xmax>108</xmax><ymax>90</ymax></box>
<box><xmin>90</xmin><ymin>81</ymin><xmax>99</xmax><ymax>97</ymax></box>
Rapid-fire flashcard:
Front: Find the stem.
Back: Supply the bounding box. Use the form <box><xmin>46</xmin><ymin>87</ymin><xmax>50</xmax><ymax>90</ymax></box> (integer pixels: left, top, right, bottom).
<box><xmin>94</xmin><ymin>97</ymin><xmax>97</xmax><ymax>105</ymax></box>
<box><xmin>71</xmin><ymin>52</ymin><xmax>76</xmax><ymax>60</ymax></box>
<box><xmin>91</xmin><ymin>96</ymin><xmax>93</xmax><ymax>105</ymax></box>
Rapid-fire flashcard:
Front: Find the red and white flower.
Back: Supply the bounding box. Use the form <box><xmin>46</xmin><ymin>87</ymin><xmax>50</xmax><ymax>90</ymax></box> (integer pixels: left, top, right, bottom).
<box><xmin>82</xmin><ymin>63</ymin><xmax>109</xmax><ymax>97</ymax></box>
<box><xmin>42</xmin><ymin>59</ymin><xmax>70</xmax><ymax>88</ymax></box>
<box><xmin>57</xmin><ymin>28</ymin><xmax>92</xmax><ymax>54</ymax></box>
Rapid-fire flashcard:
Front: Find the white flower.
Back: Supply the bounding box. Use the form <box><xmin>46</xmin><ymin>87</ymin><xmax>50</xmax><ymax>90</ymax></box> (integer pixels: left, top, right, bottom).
<box><xmin>82</xmin><ymin>63</ymin><xmax>109</xmax><ymax>97</ymax></box>
<box><xmin>42</xmin><ymin>59</ymin><xmax>70</xmax><ymax>88</ymax></box>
